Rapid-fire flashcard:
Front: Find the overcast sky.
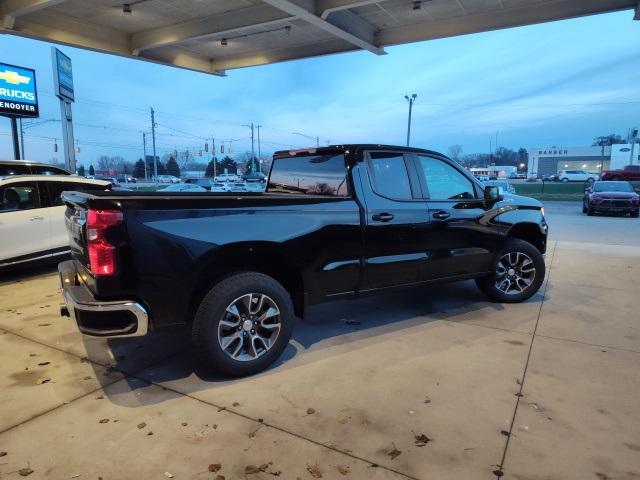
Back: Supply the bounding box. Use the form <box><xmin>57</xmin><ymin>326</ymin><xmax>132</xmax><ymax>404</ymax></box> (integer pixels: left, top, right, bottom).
<box><xmin>0</xmin><ymin>10</ymin><xmax>639</xmax><ymax>166</ymax></box>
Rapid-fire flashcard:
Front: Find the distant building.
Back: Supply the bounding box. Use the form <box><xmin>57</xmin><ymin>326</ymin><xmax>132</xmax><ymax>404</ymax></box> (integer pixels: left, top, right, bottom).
<box><xmin>528</xmin><ymin>144</ymin><xmax>639</xmax><ymax>178</ymax></box>
<box><xmin>470</xmin><ymin>165</ymin><xmax>517</xmax><ymax>178</ymax></box>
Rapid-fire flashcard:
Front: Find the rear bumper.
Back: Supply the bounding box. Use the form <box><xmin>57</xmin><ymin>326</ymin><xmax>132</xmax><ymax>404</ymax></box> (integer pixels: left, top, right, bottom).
<box><xmin>58</xmin><ymin>260</ymin><xmax>149</xmax><ymax>337</ymax></box>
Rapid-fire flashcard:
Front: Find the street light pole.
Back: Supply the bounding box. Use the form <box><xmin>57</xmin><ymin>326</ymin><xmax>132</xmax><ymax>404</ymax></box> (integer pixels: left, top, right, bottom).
<box><xmin>404</xmin><ymin>94</ymin><xmax>417</xmax><ymax>147</ymax></box>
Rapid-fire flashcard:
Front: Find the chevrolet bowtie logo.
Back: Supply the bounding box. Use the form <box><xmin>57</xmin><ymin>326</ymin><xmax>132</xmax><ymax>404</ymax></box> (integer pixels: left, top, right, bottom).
<box><xmin>0</xmin><ymin>70</ymin><xmax>31</xmax><ymax>85</ymax></box>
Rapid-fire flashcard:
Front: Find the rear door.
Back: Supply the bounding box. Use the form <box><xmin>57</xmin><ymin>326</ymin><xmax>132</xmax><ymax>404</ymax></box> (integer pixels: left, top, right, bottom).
<box><xmin>0</xmin><ymin>181</ymin><xmax>50</xmax><ymax>263</ymax></box>
<box><xmin>358</xmin><ymin>151</ymin><xmax>430</xmax><ymax>289</ymax></box>
<box><xmin>413</xmin><ymin>154</ymin><xmax>497</xmax><ymax>280</ymax></box>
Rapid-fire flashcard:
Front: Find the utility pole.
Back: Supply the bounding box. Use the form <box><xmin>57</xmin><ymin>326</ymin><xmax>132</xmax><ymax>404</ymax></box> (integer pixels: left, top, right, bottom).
<box><xmin>142</xmin><ymin>131</ymin><xmax>148</xmax><ymax>182</ymax></box>
<box><xmin>150</xmin><ymin>107</ymin><xmax>158</xmax><ymax>183</ymax></box>
<box><xmin>243</xmin><ymin>123</ymin><xmax>255</xmax><ymax>173</ymax></box>
<box><xmin>19</xmin><ymin>118</ymin><xmax>25</xmax><ymax>159</ymax></box>
<box><xmin>404</xmin><ymin>94</ymin><xmax>417</xmax><ymax>147</ymax></box>
<box><xmin>10</xmin><ymin>117</ymin><xmax>20</xmax><ymax>160</ymax></box>
<box><xmin>256</xmin><ymin>125</ymin><xmax>262</xmax><ymax>173</ymax></box>
<box><xmin>629</xmin><ymin>128</ymin><xmax>638</xmax><ymax>166</ymax></box>
<box><xmin>212</xmin><ymin>136</ymin><xmax>217</xmax><ymax>179</ymax></box>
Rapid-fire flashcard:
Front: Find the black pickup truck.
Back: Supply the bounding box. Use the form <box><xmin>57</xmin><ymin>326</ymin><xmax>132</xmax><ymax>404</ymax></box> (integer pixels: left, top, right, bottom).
<box><xmin>58</xmin><ymin>145</ymin><xmax>547</xmax><ymax>376</ymax></box>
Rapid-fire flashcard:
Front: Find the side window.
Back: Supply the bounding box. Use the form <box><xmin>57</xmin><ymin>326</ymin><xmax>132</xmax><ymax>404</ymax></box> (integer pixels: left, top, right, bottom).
<box><xmin>0</xmin><ymin>183</ymin><xmax>41</xmax><ymax>212</ymax></box>
<box><xmin>417</xmin><ymin>156</ymin><xmax>476</xmax><ymax>200</ymax></box>
<box><xmin>366</xmin><ymin>152</ymin><xmax>413</xmax><ymax>200</ymax></box>
<box><xmin>0</xmin><ymin>163</ymin><xmax>31</xmax><ymax>176</ymax></box>
<box><xmin>268</xmin><ymin>154</ymin><xmax>348</xmax><ymax>197</ymax></box>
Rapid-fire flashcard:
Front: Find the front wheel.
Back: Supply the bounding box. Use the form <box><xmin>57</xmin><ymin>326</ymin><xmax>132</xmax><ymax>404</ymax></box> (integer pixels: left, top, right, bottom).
<box><xmin>192</xmin><ymin>272</ymin><xmax>295</xmax><ymax>377</ymax></box>
<box><xmin>475</xmin><ymin>238</ymin><xmax>545</xmax><ymax>303</ymax></box>
<box><xmin>561</xmin><ymin>178</ymin><xmax>569</xmax><ymax>183</ymax></box>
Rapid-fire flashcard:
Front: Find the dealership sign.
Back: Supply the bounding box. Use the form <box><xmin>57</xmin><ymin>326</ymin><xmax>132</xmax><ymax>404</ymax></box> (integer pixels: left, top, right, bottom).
<box><xmin>52</xmin><ymin>48</ymin><xmax>74</xmax><ymax>101</ymax></box>
<box><xmin>0</xmin><ymin>63</ymin><xmax>39</xmax><ymax>118</ymax></box>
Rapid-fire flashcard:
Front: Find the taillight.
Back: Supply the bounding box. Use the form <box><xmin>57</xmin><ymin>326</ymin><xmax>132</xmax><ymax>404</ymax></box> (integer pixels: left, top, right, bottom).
<box><xmin>86</xmin><ymin>209</ymin><xmax>123</xmax><ymax>276</ymax></box>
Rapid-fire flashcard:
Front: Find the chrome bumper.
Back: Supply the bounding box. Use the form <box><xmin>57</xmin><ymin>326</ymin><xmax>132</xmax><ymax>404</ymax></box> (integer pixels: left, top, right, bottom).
<box><xmin>58</xmin><ymin>260</ymin><xmax>149</xmax><ymax>337</ymax></box>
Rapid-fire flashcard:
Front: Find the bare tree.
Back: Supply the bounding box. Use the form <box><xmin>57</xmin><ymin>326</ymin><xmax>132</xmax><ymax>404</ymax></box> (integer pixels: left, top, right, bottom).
<box><xmin>448</xmin><ymin>144</ymin><xmax>463</xmax><ymax>163</ymax></box>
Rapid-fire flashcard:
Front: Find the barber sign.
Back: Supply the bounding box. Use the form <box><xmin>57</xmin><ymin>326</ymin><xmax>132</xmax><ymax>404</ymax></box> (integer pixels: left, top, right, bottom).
<box><xmin>0</xmin><ymin>63</ymin><xmax>39</xmax><ymax>118</ymax></box>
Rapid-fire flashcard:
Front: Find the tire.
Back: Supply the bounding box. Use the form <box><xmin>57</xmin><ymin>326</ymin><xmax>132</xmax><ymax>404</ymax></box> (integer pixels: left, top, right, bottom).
<box><xmin>586</xmin><ymin>177</ymin><xmax>595</xmax><ymax>183</ymax></box>
<box><xmin>582</xmin><ymin>202</ymin><xmax>587</xmax><ymax>214</ymax></box>
<box><xmin>475</xmin><ymin>238</ymin><xmax>545</xmax><ymax>303</ymax></box>
<box><xmin>631</xmin><ymin>210</ymin><xmax>639</xmax><ymax>218</ymax></box>
<box><xmin>192</xmin><ymin>272</ymin><xmax>295</xmax><ymax>377</ymax></box>
<box><xmin>587</xmin><ymin>207</ymin><xmax>594</xmax><ymax>216</ymax></box>
<box><xmin>561</xmin><ymin>178</ymin><xmax>569</xmax><ymax>183</ymax></box>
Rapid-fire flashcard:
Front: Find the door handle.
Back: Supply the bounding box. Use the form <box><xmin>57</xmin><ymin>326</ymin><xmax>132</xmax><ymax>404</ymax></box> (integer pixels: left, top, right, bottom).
<box><xmin>432</xmin><ymin>210</ymin><xmax>450</xmax><ymax>220</ymax></box>
<box><xmin>29</xmin><ymin>216</ymin><xmax>45</xmax><ymax>221</ymax></box>
<box><xmin>372</xmin><ymin>212</ymin><xmax>394</xmax><ymax>222</ymax></box>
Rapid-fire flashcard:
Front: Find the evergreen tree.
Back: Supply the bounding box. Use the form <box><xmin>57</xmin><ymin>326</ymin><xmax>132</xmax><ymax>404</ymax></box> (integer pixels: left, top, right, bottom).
<box><xmin>89</xmin><ymin>165</ymin><xmax>95</xmax><ymax>176</ymax></box>
<box><xmin>156</xmin><ymin>161</ymin><xmax>167</xmax><ymax>175</ymax></box>
<box><xmin>133</xmin><ymin>159</ymin><xmax>146</xmax><ymax>179</ymax></box>
<box><xmin>218</xmin><ymin>156</ymin><xmax>237</xmax><ymax>175</ymax></box>
<box><xmin>77</xmin><ymin>165</ymin><xmax>85</xmax><ymax>176</ymax></box>
<box><xmin>205</xmin><ymin>158</ymin><xmax>217</xmax><ymax>178</ymax></box>
<box><xmin>166</xmin><ymin>156</ymin><xmax>180</xmax><ymax>177</ymax></box>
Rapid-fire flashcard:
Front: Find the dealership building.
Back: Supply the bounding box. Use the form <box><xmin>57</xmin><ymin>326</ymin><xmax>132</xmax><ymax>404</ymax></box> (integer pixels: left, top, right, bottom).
<box><xmin>528</xmin><ymin>144</ymin><xmax>640</xmax><ymax>178</ymax></box>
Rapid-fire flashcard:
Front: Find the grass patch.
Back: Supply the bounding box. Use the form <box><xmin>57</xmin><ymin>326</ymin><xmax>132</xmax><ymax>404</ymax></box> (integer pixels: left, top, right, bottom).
<box><xmin>513</xmin><ymin>181</ymin><xmax>640</xmax><ymax>201</ymax></box>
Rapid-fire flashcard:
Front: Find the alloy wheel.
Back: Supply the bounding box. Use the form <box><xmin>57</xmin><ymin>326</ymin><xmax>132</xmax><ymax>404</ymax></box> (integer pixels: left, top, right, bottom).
<box><xmin>217</xmin><ymin>293</ymin><xmax>281</xmax><ymax>361</ymax></box>
<box><xmin>494</xmin><ymin>252</ymin><xmax>536</xmax><ymax>295</ymax></box>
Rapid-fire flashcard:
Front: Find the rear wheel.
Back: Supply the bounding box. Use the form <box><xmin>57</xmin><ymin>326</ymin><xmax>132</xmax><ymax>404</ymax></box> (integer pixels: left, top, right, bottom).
<box><xmin>582</xmin><ymin>201</ymin><xmax>587</xmax><ymax>213</ymax></box>
<box><xmin>475</xmin><ymin>238</ymin><xmax>545</xmax><ymax>303</ymax></box>
<box><xmin>587</xmin><ymin>206</ymin><xmax>595</xmax><ymax>216</ymax></box>
<box><xmin>561</xmin><ymin>178</ymin><xmax>569</xmax><ymax>183</ymax></box>
<box><xmin>192</xmin><ymin>272</ymin><xmax>295</xmax><ymax>377</ymax></box>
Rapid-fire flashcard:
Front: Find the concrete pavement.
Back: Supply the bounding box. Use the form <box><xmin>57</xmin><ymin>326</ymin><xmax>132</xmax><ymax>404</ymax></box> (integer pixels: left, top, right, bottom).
<box><xmin>0</xmin><ymin>205</ymin><xmax>639</xmax><ymax>479</ymax></box>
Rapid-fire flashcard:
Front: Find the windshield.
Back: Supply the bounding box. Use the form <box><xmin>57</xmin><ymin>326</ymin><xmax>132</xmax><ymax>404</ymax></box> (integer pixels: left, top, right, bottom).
<box><xmin>593</xmin><ymin>182</ymin><xmax>633</xmax><ymax>193</ymax></box>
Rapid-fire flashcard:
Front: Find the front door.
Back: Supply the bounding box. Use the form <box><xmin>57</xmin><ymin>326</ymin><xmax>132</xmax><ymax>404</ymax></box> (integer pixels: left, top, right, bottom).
<box><xmin>413</xmin><ymin>155</ymin><xmax>498</xmax><ymax>280</ymax></box>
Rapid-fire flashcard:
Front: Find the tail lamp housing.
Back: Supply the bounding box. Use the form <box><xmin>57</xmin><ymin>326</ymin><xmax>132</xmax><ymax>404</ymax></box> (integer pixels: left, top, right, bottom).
<box><xmin>87</xmin><ymin>209</ymin><xmax>123</xmax><ymax>276</ymax></box>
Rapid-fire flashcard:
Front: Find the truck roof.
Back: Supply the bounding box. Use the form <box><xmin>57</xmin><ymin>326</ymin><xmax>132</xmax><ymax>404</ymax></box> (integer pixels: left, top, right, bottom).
<box><xmin>273</xmin><ymin>144</ymin><xmax>446</xmax><ymax>159</ymax></box>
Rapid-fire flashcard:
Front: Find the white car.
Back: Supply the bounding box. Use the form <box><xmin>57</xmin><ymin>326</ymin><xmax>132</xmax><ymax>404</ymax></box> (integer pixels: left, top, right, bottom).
<box><xmin>0</xmin><ymin>175</ymin><xmax>111</xmax><ymax>268</ymax></box>
<box><xmin>557</xmin><ymin>170</ymin><xmax>596</xmax><ymax>183</ymax></box>
<box><xmin>215</xmin><ymin>173</ymin><xmax>239</xmax><ymax>183</ymax></box>
<box><xmin>210</xmin><ymin>182</ymin><xmax>230</xmax><ymax>192</ymax></box>
<box><xmin>154</xmin><ymin>175</ymin><xmax>180</xmax><ymax>184</ymax></box>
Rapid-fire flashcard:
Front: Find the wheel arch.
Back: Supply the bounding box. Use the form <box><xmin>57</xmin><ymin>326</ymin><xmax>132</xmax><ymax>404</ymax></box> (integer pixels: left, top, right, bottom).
<box><xmin>506</xmin><ymin>222</ymin><xmax>546</xmax><ymax>254</ymax></box>
<box><xmin>188</xmin><ymin>243</ymin><xmax>305</xmax><ymax>321</ymax></box>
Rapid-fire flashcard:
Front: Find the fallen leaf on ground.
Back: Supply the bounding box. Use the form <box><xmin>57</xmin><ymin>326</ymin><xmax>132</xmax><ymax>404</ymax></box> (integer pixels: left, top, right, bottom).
<box><xmin>181</xmin><ymin>422</ymin><xmax>188</xmax><ymax>427</ymax></box>
<box><xmin>163</xmin><ymin>472</ymin><xmax>174</xmax><ymax>478</ymax></box>
<box><xmin>214</xmin><ymin>476</ymin><xmax>225</xmax><ymax>480</ymax></box>
<box><xmin>95</xmin><ymin>395</ymin><xmax>104</xmax><ymax>400</ymax></box>
<box><xmin>414</xmin><ymin>433</ymin><xmax>431</xmax><ymax>447</ymax></box>
<box><xmin>37</xmin><ymin>378</ymin><xmax>51</xmax><ymax>385</ymax></box>
<box><xmin>83</xmin><ymin>376</ymin><xmax>91</xmax><ymax>380</ymax></box>
<box><xmin>0</xmin><ymin>451</ymin><xmax>6</xmax><ymax>457</ymax></box>
<box><xmin>71</xmin><ymin>474</ymin><xmax>81</xmax><ymax>478</ymax></box>
<box><xmin>245</xmin><ymin>465</ymin><xmax>261</xmax><ymax>474</ymax></box>
<box><xmin>137</xmin><ymin>422</ymin><xmax>146</xmax><ymax>429</ymax></box>
<box><xmin>232</xmin><ymin>402</ymin><xmax>240</xmax><ymax>407</ymax></box>
<box><xmin>337</xmin><ymin>465</ymin><xmax>350</xmax><ymax>475</ymax></box>
<box><xmin>38</xmin><ymin>323</ymin><xmax>51</xmax><ymax>327</ymax></box>
<box><xmin>208</xmin><ymin>464</ymin><xmax>222</xmax><ymax>473</ymax></box>
<box><xmin>98</xmin><ymin>419</ymin><xmax>109</xmax><ymax>424</ymax></box>
<box><xmin>37</xmin><ymin>362</ymin><xmax>51</xmax><ymax>366</ymax></box>
<box><xmin>387</xmin><ymin>447</ymin><xmax>402</xmax><ymax>460</ymax></box>
<box><xmin>18</xmin><ymin>468</ymin><xmax>33</xmax><ymax>476</ymax></box>
<box><xmin>424</xmin><ymin>396</ymin><xmax>431</xmax><ymax>404</ymax></box>
<box><xmin>217</xmin><ymin>407</ymin><xmax>226</xmax><ymax>412</ymax></box>
<box><xmin>306</xmin><ymin>408</ymin><xmax>316</xmax><ymax>415</ymax></box>
<box><xmin>306</xmin><ymin>464</ymin><xmax>322</xmax><ymax>478</ymax></box>
<box><xmin>147</xmin><ymin>431</ymin><xmax>154</xmax><ymax>436</ymax></box>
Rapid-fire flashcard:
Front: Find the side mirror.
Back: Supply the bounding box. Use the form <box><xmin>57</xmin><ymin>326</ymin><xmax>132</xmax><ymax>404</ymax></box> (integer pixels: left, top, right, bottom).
<box><xmin>484</xmin><ymin>185</ymin><xmax>502</xmax><ymax>201</ymax></box>
<box><xmin>585</xmin><ymin>187</ymin><xmax>592</xmax><ymax>194</ymax></box>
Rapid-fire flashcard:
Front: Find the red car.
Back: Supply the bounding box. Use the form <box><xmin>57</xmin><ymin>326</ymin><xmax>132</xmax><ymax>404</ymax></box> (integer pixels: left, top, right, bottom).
<box><xmin>600</xmin><ymin>165</ymin><xmax>640</xmax><ymax>181</ymax></box>
<box><xmin>583</xmin><ymin>181</ymin><xmax>639</xmax><ymax>217</ymax></box>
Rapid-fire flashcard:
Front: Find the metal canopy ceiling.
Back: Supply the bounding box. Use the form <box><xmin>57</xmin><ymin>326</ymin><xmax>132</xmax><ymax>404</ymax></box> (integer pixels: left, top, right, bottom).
<box><xmin>1</xmin><ymin>0</ymin><xmax>638</xmax><ymax>76</ymax></box>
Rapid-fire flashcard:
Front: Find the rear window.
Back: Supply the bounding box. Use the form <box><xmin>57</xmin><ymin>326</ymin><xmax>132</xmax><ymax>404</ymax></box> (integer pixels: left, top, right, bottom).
<box><xmin>268</xmin><ymin>154</ymin><xmax>348</xmax><ymax>197</ymax></box>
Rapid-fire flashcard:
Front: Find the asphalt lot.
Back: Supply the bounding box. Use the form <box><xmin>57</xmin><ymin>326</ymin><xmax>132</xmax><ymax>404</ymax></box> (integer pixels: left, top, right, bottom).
<box><xmin>1</xmin><ymin>202</ymin><xmax>639</xmax><ymax>479</ymax></box>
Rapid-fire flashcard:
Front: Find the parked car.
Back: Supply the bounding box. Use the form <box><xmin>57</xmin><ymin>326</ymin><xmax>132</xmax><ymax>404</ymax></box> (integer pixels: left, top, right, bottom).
<box><xmin>215</xmin><ymin>173</ymin><xmax>239</xmax><ymax>183</ymax></box>
<box><xmin>160</xmin><ymin>183</ymin><xmax>207</xmax><ymax>192</ymax></box>
<box><xmin>227</xmin><ymin>182</ymin><xmax>248</xmax><ymax>192</ymax></box>
<box><xmin>0</xmin><ymin>175</ymin><xmax>111</xmax><ymax>269</ymax></box>
<box><xmin>154</xmin><ymin>175</ymin><xmax>180</xmax><ymax>184</ymax></box>
<box><xmin>482</xmin><ymin>180</ymin><xmax>516</xmax><ymax>195</ymax></box>
<box><xmin>58</xmin><ymin>144</ymin><xmax>547</xmax><ymax>376</ymax></box>
<box><xmin>210</xmin><ymin>182</ymin><xmax>230</xmax><ymax>192</ymax></box>
<box><xmin>600</xmin><ymin>165</ymin><xmax>640</xmax><ymax>181</ymax></box>
<box><xmin>245</xmin><ymin>182</ymin><xmax>266</xmax><ymax>192</ymax></box>
<box><xmin>474</xmin><ymin>174</ymin><xmax>490</xmax><ymax>181</ymax></box>
<box><xmin>242</xmin><ymin>172</ymin><xmax>267</xmax><ymax>183</ymax></box>
<box><xmin>0</xmin><ymin>160</ymin><xmax>71</xmax><ymax>176</ymax></box>
<box><xmin>116</xmin><ymin>174</ymin><xmax>137</xmax><ymax>184</ymax></box>
<box><xmin>557</xmin><ymin>170</ymin><xmax>596</xmax><ymax>183</ymax></box>
<box><xmin>583</xmin><ymin>181</ymin><xmax>639</xmax><ymax>217</ymax></box>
